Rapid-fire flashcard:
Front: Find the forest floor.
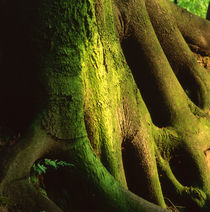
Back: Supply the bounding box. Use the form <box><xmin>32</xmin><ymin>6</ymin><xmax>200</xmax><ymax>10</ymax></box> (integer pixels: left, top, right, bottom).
<box><xmin>194</xmin><ymin>52</ymin><xmax>210</xmax><ymax>71</ymax></box>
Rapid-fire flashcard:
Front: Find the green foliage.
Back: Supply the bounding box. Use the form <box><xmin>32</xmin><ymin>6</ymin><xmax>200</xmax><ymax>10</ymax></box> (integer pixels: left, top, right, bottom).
<box><xmin>170</xmin><ymin>0</ymin><xmax>209</xmax><ymax>18</ymax></box>
<box><xmin>32</xmin><ymin>158</ymin><xmax>74</xmax><ymax>175</ymax></box>
<box><xmin>33</xmin><ymin>163</ymin><xmax>47</xmax><ymax>175</ymax></box>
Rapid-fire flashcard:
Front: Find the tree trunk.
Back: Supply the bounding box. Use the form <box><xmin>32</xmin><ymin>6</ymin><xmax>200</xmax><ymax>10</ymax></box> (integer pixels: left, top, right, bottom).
<box><xmin>207</xmin><ymin>1</ymin><xmax>210</xmax><ymax>20</ymax></box>
<box><xmin>0</xmin><ymin>0</ymin><xmax>209</xmax><ymax>211</ymax></box>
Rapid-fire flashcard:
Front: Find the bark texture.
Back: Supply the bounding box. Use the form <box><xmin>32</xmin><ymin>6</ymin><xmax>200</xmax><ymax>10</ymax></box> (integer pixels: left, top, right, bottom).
<box><xmin>207</xmin><ymin>1</ymin><xmax>210</xmax><ymax>20</ymax></box>
<box><xmin>0</xmin><ymin>0</ymin><xmax>209</xmax><ymax>211</ymax></box>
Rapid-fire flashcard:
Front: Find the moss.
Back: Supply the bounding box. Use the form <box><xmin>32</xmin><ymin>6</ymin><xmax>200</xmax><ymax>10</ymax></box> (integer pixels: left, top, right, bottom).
<box><xmin>81</xmin><ymin>0</ymin><xmax>129</xmax><ymax>185</ymax></box>
<box><xmin>65</xmin><ymin>137</ymin><xmax>167</xmax><ymax>212</ymax></box>
<box><xmin>186</xmin><ymin>187</ymin><xmax>207</xmax><ymax>205</ymax></box>
<box><xmin>0</xmin><ymin>0</ymin><xmax>209</xmax><ymax>211</ymax></box>
<box><xmin>28</xmin><ymin>0</ymin><xmax>97</xmax><ymax>140</ymax></box>
<box><xmin>0</xmin><ymin>196</ymin><xmax>8</xmax><ymax>206</ymax></box>
<box><xmin>0</xmin><ymin>195</ymin><xmax>22</xmax><ymax>211</ymax></box>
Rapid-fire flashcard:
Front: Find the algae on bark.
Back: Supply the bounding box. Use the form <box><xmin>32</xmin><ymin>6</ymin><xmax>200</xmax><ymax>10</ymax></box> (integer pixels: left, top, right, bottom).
<box><xmin>0</xmin><ymin>0</ymin><xmax>209</xmax><ymax>211</ymax></box>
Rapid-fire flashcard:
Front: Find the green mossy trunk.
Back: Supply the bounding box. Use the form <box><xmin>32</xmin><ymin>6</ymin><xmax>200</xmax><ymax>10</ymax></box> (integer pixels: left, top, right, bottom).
<box><xmin>0</xmin><ymin>0</ymin><xmax>209</xmax><ymax>211</ymax></box>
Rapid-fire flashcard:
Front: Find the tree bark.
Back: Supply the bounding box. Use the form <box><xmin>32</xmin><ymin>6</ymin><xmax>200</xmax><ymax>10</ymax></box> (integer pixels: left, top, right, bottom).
<box><xmin>207</xmin><ymin>1</ymin><xmax>210</xmax><ymax>20</ymax></box>
<box><xmin>0</xmin><ymin>0</ymin><xmax>209</xmax><ymax>211</ymax></box>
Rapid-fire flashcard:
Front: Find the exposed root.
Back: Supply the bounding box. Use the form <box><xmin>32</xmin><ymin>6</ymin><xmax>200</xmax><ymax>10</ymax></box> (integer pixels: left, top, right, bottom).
<box><xmin>169</xmin><ymin>0</ymin><xmax>210</xmax><ymax>53</ymax></box>
<box><xmin>0</xmin><ymin>0</ymin><xmax>209</xmax><ymax>211</ymax></box>
<box><xmin>144</xmin><ymin>0</ymin><xmax>210</xmax><ymax>110</ymax></box>
<box><xmin>4</xmin><ymin>178</ymin><xmax>63</xmax><ymax>212</ymax></box>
